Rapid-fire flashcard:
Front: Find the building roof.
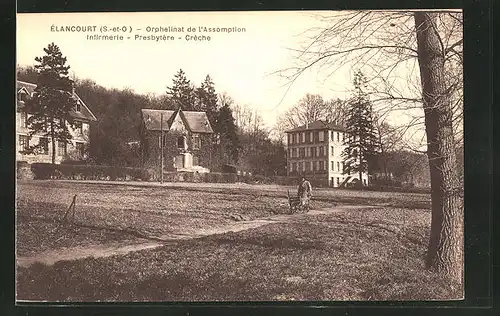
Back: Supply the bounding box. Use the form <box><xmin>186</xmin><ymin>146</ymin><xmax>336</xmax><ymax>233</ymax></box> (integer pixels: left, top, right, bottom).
<box><xmin>141</xmin><ymin>108</ymin><xmax>214</xmax><ymax>133</ymax></box>
<box><xmin>285</xmin><ymin>120</ymin><xmax>346</xmax><ymax>133</ymax></box>
<box><xmin>16</xmin><ymin>80</ymin><xmax>97</xmax><ymax>122</ymax></box>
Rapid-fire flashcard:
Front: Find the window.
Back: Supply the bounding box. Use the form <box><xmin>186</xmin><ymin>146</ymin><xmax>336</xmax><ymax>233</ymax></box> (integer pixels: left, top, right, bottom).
<box><xmin>20</xmin><ymin>112</ymin><xmax>27</xmax><ymax>128</ymax></box>
<box><xmin>298</xmin><ymin>162</ymin><xmax>302</xmax><ymax>172</ymax></box>
<box><xmin>311</xmin><ymin>147</ymin><xmax>316</xmax><ymax>157</ymax></box>
<box><xmin>177</xmin><ymin>136</ymin><xmax>186</xmax><ymax>149</ymax></box>
<box><xmin>337</xmin><ymin>162</ymin><xmax>340</xmax><ymax>171</ymax></box>
<box><xmin>159</xmin><ymin>134</ymin><xmax>165</xmax><ymax>147</ymax></box>
<box><xmin>301</xmin><ymin>132</ymin><xmax>305</xmax><ymax>143</ymax></box>
<box><xmin>314</xmin><ymin>131</ymin><xmax>319</xmax><ymax>143</ymax></box>
<box><xmin>319</xmin><ymin>161</ymin><xmax>324</xmax><ymax>171</ymax></box>
<box><xmin>306</xmin><ymin>132</ymin><xmax>311</xmax><ymax>143</ymax></box>
<box><xmin>331</xmin><ymin>161</ymin><xmax>334</xmax><ymax>171</ymax></box>
<box><xmin>293</xmin><ymin>148</ymin><xmax>298</xmax><ymax>158</ymax></box>
<box><xmin>289</xmin><ymin>163</ymin><xmax>292</xmax><ymax>172</ymax></box>
<box><xmin>337</xmin><ymin>177</ymin><xmax>340</xmax><ymax>186</ymax></box>
<box><xmin>19</xmin><ymin>135</ymin><xmax>29</xmax><ymax>152</ymax></box>
<box><xmin>39</xmin><ymin>137</ymin><xmax>49</xmax><ymax>154</ymax></box>
<box><xmin>58</xmin><ymin>141</ymin><xmax>67</xmax><ymax>156</ymax></box>
<box><xmin>292</xmin><ymin>162</ymin><xmax>297</xmax><ymax>172</ymax></box>
<box><xmin>319</xmin><ymin>146</ymin><xmax>324</xmax><ymax>157</ymax></box>
<box><xmin>319</xmin><ymin>131</ymin><xmax>324</xmax><ymax>142</ymax></box>
<box><xmin>74</xmin><ymin>121</ymin><xmax>83</xmax><ymax>134</ymax></box>
<box><xmin>342</xmin><ymin>132</ymin><xmax>345</xmax><ymax>142</ymax></box>
<box><xmin>192</xmin><ymin>134</ymin><xmax>201</xmax><ymax>150</ymax></box>
<box><xmin>337</xmin><ymin>132</ymin><xmax>340</xmax><ymax>142</ymax></box>
<box><xmin>310</xmin><ymin>161</ymin><xmax>314</xmax><ymax>171</ymax></box>
<box><xmin>287</xmin><ymin>134</ymin><xmax>291</xmax><ymax>145</ymax></box>
<box><xmin>18</xmin><ymin>90</ymin><xmax>30</xmax><ymax>102</ymax></box>
<box><xmin>331</xmin><ymin>146</ymin><xmax>334</xmax><ymax>156</ymax></box>
<box><xmin>75</xmin><ymin>101</ymin><xmax>81</xmax><ymax>112</ymax></box>
<box><xmin>76</xmin><ymin>142</ymin><xmax>85</xmax><ymax>157</ymax></box>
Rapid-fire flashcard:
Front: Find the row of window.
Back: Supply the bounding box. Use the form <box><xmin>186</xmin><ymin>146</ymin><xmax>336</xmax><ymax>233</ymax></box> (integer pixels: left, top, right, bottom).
<box><xmin>18</xmin><ymin>112</ymin><xmax>85</xmax><ymax>135</ymax></box>
<box><xmin>289</xmin><ymin>160</ymin><xmax>345</xmax><ymax>173</ymax></box>
<box><xmin>18</xmin><ymin>135</ymin><xmax>85</xmax><ymax>157</ymax></box>
<box><xmin>159</xmin><ymin>134</ymin><xmax>202</xmax><ymax>150</ymax></box>
<box><xmin>288</xmin><ymin>130</ymin><xmax>346</xmax><ymax>145</ymax></box>
<box><xmin>288</xmin><ymin>145</ymin><xmax>345</xmax><ymax>158</ymax></box>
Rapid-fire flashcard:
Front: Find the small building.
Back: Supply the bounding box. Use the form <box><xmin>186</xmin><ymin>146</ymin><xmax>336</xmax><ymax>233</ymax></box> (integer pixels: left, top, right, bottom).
<box><xmin>285</xmin><ymin>120</ymin><xmax>369</xmax><ymax>188</ymax></box>
<box><xmin>141</xmin><ymin>108</ymin><xmax>214</xmax><ymax>173</ymax></box>
<box><xmin>16</xmin><ymin>80</ymin><xmax>97</xmax><ymax>164</ymax></box>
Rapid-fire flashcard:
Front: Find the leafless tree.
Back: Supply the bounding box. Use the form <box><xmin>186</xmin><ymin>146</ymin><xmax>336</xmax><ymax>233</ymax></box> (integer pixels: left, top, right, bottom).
<box><xmin>274</xmin><ymin>10</ymin><xmax>463</xmax><ymax>290</ymax></box>
<box><xmin>231</xmin><ymin>103</ymin><xmax>265</xmax><ymax>135</ymax></box>
<box><xmin>324</xmin><ymin>98</ymin><xmax>349</xmax><ymax>125</ymax></box>
<box><xmin>274</xmin><ymin>93</ymin><xmax>350</xmax><ymax>136</ymax></box>
<box><xmin>218</xmin><ymin>92</ymin><xmax>234</xmax><ymax>107</ymax></box>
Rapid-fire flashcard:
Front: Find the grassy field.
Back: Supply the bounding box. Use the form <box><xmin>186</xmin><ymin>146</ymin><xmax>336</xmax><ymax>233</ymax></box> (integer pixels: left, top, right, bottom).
<box><xmin>17</xmin><ymin>180</ymin><xmax>330</xmax><ymax>256</ymax></box>
<box><xmin>15</xmin><ymin>180</ymin><xmax>461</xmax><ymax>301</ymax></box>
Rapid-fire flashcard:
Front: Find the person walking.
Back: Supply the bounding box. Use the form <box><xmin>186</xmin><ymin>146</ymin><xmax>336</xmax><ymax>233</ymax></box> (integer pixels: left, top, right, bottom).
<box><xmin>297</xmin><ymin>175</ymin><xmax>312</xmax><ymax>212</ymax></box>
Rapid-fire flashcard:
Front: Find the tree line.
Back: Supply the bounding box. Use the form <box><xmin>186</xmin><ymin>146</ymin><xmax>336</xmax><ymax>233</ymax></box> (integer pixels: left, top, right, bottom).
<box><xmin>17</xmin><ymin>46</ymin><xmax>286</xmax><ymax>176</ymax></box>
<box><xmin>17</xmin><ymin>44</ymin><xmax>450</xmax><ymax>186</ymax></box>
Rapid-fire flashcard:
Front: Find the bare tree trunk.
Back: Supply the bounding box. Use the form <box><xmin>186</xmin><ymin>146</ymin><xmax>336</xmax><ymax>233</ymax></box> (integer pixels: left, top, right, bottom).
<box><xmin>51</xmin><ymin>121</ymin><xmax>56</xmax><ymax>165</ymax></box>
<box><xmin>414</xmin><ymin>12</ymin><xmax>463</xmax><ymax>285</ymax></box>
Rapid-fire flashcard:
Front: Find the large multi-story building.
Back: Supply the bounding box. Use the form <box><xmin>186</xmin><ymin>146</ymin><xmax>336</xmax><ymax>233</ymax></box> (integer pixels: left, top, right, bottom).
<box><xmin>285</xmin><ymin>120</ymin><xmax>369</xmax><ymax>188</ymax></box>
<box><xmin>16</xmin><ymin>80</ymin><xmax>97</xmax><ymax>164</ymax></box>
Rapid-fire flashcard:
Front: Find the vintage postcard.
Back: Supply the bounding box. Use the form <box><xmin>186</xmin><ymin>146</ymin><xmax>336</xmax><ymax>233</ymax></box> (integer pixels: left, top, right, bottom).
<box><xmin>16</xmin><ymin>10</ymin><xmax>464</xmax><ymax>302</ymax></box>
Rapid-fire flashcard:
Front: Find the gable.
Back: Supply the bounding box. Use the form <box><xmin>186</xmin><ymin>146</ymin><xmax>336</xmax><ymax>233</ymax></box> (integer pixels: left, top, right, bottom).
<box><xmin>169</xmin><ymin>110</ymin><xmax>188</xmax><ymax>132</ymax></box>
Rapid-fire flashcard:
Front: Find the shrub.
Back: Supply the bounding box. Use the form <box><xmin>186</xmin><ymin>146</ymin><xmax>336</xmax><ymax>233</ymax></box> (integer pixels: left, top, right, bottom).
<box><xmin>30</xmin><ymin>163</ymin><xmax>152</xmax><ymax>181</ymax></box>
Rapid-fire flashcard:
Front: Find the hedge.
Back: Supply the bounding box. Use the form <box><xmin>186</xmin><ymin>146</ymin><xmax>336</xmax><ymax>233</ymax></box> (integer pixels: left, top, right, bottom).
<box><xmin>28</xmin><ymin>163</ymin><xmax>304</xmax><ymax>185</ymax></box>
<box><xmin>30</xmin><ymin>163</ymin><xmax>151</xmax><ymax>181</ymax></box>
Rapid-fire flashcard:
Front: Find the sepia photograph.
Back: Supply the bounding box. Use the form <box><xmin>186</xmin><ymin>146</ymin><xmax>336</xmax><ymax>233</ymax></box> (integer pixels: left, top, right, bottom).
<box><xmin>15</xmin><ymin>10</ymin><xmax>464</xmax><ymax>302</ymax></box>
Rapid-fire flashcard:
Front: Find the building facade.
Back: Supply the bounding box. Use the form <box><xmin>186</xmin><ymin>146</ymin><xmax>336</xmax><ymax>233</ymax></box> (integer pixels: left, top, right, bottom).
<box><xmin>285</xmin><ymin>120</ymin><xmax>369</xmax><ymax>188</ymax></box>
<box><xmin>141</xmin><ymin>108</ymin><xmax>214</xmax><ymax>173</ymax></box>
<box><xmin>16</xmin><ymin>81</ymin><xmax>97</xmax><ymax>164</ymax></box>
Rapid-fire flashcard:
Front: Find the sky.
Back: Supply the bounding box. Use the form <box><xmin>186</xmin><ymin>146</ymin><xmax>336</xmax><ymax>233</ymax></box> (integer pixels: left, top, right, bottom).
<box><xmin>16</xmin><ymin>12</ymin><xmax>357</xmax><ymax>126</ymax></box>
<box><xmin>16</xmin><ymin>11</ymin><xmax>443</xmax><ymax>148</ymax></box>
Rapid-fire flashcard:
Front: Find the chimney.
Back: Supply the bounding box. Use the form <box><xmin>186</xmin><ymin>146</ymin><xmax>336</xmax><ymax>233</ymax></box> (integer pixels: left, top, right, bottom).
<box><xmin>306</xmin><ymin>121</ymin><xmax>309</xmax><ymax>129</ymax></box>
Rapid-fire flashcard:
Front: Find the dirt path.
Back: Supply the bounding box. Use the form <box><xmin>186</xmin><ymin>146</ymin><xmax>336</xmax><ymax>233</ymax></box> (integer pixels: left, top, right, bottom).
<box><xmin>16</xmin><ymin>205</ymin><xmax>372</xmax><ymax>268</ymax></box>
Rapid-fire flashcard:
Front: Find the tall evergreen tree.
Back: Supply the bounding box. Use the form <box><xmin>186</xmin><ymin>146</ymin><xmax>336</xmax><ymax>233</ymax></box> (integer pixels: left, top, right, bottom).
<box><xmin>214</xmin><ymin>104</ymin><xmax>240</xmax><ymax>165</ymax></box>
<box><xmin>342</xmin><ymin>70</ymin><xmax>379</xmax><ymax>186</ymax></box>
<box><xmin>23</xmin><ymin>43</ymin><xmax>79</xmax><ymax>164</ymax></box>
<box><xmin>196</xmin><ymin>75</ymin><xmax>219</xmax><ymax>125</ymax></box>
<box><xmin>166</xmin><ymin>69</ymin><xmax>196</xmax><ymax>110</ymax></box>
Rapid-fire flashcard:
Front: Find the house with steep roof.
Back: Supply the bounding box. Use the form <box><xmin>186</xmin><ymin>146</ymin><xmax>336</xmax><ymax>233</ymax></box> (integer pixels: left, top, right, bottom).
<box><xmin>16</xmin><ymin>80</ymin><xmax>97</xmax><ymax>164</ymax></box>
<box><xmin>141</xmin><ymin>108</ymin><xmax>214</xmax><ymax>173</ymax></box>
<box><xmin>285</xmin><ymin>120</ymin><xmax>369</xmax><ymax>187</ymax></box>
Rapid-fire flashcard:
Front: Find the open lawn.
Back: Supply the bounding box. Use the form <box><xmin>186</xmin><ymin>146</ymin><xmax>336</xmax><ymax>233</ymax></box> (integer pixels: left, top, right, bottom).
<box><xmin>16</xmin><ymin>180</ymin><xmax>460</xmax><ymax>301</ymax></box>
